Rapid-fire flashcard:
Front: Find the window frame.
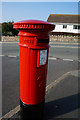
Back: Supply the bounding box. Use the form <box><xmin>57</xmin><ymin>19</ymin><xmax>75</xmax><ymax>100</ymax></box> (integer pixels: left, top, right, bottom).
<box><xmin>73</xmin><ymin>25</ymin><xmax>80</xmax><ymax>30</ymax></box>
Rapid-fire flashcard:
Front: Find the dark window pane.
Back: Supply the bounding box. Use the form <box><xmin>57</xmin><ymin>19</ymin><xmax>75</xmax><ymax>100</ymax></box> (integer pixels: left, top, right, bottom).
<box><xmin>78</xmin><ymin>26</ymin><xmax>80</xmax><ymax>29</ymax></box>
<box><xmin>63</xmin><ymin>25</ymin><xmax>67</xmax><ymax>29</ymax></box>
<box><xmin>73</xmin><ymin>25</ymin><xmax>78</xmax><ymax>29</ymax></box>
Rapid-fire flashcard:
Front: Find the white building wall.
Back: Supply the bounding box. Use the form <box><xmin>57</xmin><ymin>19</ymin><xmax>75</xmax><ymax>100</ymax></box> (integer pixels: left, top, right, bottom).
<box><xmin>52</xmin><ymin>23</ymin><xmax>80</xmax><ymax>33</ymax></box>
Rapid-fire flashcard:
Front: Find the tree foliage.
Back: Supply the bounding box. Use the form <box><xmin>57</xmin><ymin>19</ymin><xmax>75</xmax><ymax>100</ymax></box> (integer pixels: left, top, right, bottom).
<box><xmin>2</xmin><ymin>21</ymin><xmax>19</xmax><ymax>36</ymax></box>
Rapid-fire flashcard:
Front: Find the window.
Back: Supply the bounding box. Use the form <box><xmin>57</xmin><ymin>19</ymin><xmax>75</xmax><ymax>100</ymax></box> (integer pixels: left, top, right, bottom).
<box><xmin>78</xmin><ymin>26</ymin><xmax>80</xmax><ymax>30</ymax></box>
<box><xmin>73</xmin><ymin>25</ymin><xmax>78</xmax><ymax>29</ymax></box>
<box><xmin>73</xmin><ymin>25</ymin><xmax>80</xmax><ymax>30</ymax></box>
<box><xmin>63</xmin><ymin>25</ymin><xmax>67</xmax><ymax>29</ymax></box>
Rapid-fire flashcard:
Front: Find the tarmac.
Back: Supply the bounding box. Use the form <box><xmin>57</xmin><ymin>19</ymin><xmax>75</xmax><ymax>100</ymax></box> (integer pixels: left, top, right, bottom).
<box><xmin>2</xmin><ymin>70</ymin><xmax>80</xmax><ymax>120</ymax></box>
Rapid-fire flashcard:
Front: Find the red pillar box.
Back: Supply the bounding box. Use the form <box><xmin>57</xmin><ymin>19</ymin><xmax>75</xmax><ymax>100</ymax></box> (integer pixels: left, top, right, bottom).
<box><xmin>13</xmin><ymin>20</ymin><xmax>55</xmax><ymax>120</ymax></box>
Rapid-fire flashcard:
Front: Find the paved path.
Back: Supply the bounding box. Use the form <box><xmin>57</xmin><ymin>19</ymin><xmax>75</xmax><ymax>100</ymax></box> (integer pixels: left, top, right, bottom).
<box><xmin>7</xmin><ymin>70</ymin><xmax>80</xmax><ymax>120</ymax></box>
<box><xmin>45</xmin><ymin>70</ymin><xmax>79</xmax><ymax>119</ymax></box>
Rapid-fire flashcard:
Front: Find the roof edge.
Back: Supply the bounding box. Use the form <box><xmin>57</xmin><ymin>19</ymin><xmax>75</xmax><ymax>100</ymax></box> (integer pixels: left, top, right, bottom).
<box><xmin>50</xmin><ymin>14</ymin><xmax>80</xmax><ymax>16</ymax></box>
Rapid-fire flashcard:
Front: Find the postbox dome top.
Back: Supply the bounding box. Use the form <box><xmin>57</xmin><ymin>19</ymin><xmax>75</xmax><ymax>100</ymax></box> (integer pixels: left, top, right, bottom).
<box><xmin>13</xmin><ymin>19</ymin><xmax>55</xmax><ymax>31</ymax></box>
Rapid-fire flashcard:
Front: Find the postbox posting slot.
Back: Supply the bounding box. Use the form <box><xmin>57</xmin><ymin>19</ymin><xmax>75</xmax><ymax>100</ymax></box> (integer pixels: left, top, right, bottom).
<box><xmin>37</xmin><ymin>39</ymin><xmax>49</xmax><ymax>44</ymax></box>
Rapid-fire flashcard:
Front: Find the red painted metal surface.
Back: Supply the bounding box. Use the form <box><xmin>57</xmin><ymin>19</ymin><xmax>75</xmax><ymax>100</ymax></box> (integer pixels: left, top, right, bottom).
<box><xmin>13</xmin><ymin>20</ymin><xmax>55</xmax><ymax>105</ymax></box>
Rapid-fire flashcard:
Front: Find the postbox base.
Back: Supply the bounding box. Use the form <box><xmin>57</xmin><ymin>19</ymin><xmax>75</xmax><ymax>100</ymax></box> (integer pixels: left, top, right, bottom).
<box><xmin>20</xmin><ymin>99</ymin><xmax>45</xmax><ymax>120</ymax></box>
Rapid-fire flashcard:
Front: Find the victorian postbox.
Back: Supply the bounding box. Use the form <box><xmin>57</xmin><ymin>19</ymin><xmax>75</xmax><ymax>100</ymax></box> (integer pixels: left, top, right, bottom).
<box><xmin>13</xmin><ymin>20</ymin><xmax>55</xmax><ymax>120</ymax></box>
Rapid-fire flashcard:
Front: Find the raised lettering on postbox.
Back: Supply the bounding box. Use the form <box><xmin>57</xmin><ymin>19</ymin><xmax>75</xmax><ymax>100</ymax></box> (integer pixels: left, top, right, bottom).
<box><xmin>24</xmin><ymin>39</ymin><xmax>34</xmax><ymax>44</ymax></box>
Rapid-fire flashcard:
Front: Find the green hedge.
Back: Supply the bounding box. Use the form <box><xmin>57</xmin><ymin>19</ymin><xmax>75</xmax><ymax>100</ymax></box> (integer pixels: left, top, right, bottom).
<box><xmin>2</xmin><ymin>21</ymin><xmax>19</xmax><ymax>36</ymax></box>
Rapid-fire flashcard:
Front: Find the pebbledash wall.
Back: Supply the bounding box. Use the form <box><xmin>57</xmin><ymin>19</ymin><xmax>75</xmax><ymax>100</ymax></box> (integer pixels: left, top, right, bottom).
<box><xmin>2</xmin><ymin>36</ymin><xmax>19</xmax><ymax>42</ymax></box>
<box><xmin>1</xmin><ymin>36</ymin><xmax>79</xmax><ymax>42</ymax></box>
<box><xmin>47</xmin><ymin>14</ymin><xmax>80</xmax><ymax>35</ymax></box>
<box><xmin>49</xmin><ymin>35</ymin><xmax>79</xmax><ymax>42</ymax></box>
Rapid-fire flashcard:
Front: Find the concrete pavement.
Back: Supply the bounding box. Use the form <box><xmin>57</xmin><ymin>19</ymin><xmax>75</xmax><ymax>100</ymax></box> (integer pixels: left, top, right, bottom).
<box><xmin>7</xmin><ymin>70</ymin><xmax>80</xmax><ymax>120</ymax></box>
<box><xmin>45</xmin><ymin>70</ymin><xmax>79</xmax><ymax>119</ymax></box>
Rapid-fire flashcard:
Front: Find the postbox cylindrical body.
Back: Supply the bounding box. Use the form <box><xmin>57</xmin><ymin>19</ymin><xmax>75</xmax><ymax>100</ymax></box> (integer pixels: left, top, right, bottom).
<box><xmin>13</xmin><ymin>20</ymin><xmax>55</xmax><ymax>120</ymax></box>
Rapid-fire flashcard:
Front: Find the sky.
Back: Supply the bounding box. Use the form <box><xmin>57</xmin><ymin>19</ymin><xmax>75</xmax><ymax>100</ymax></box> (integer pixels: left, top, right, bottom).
<box><xmin>1</xmin><ymin>2</ymin><xmax>79</xmax><ymax>23</ymax></box>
